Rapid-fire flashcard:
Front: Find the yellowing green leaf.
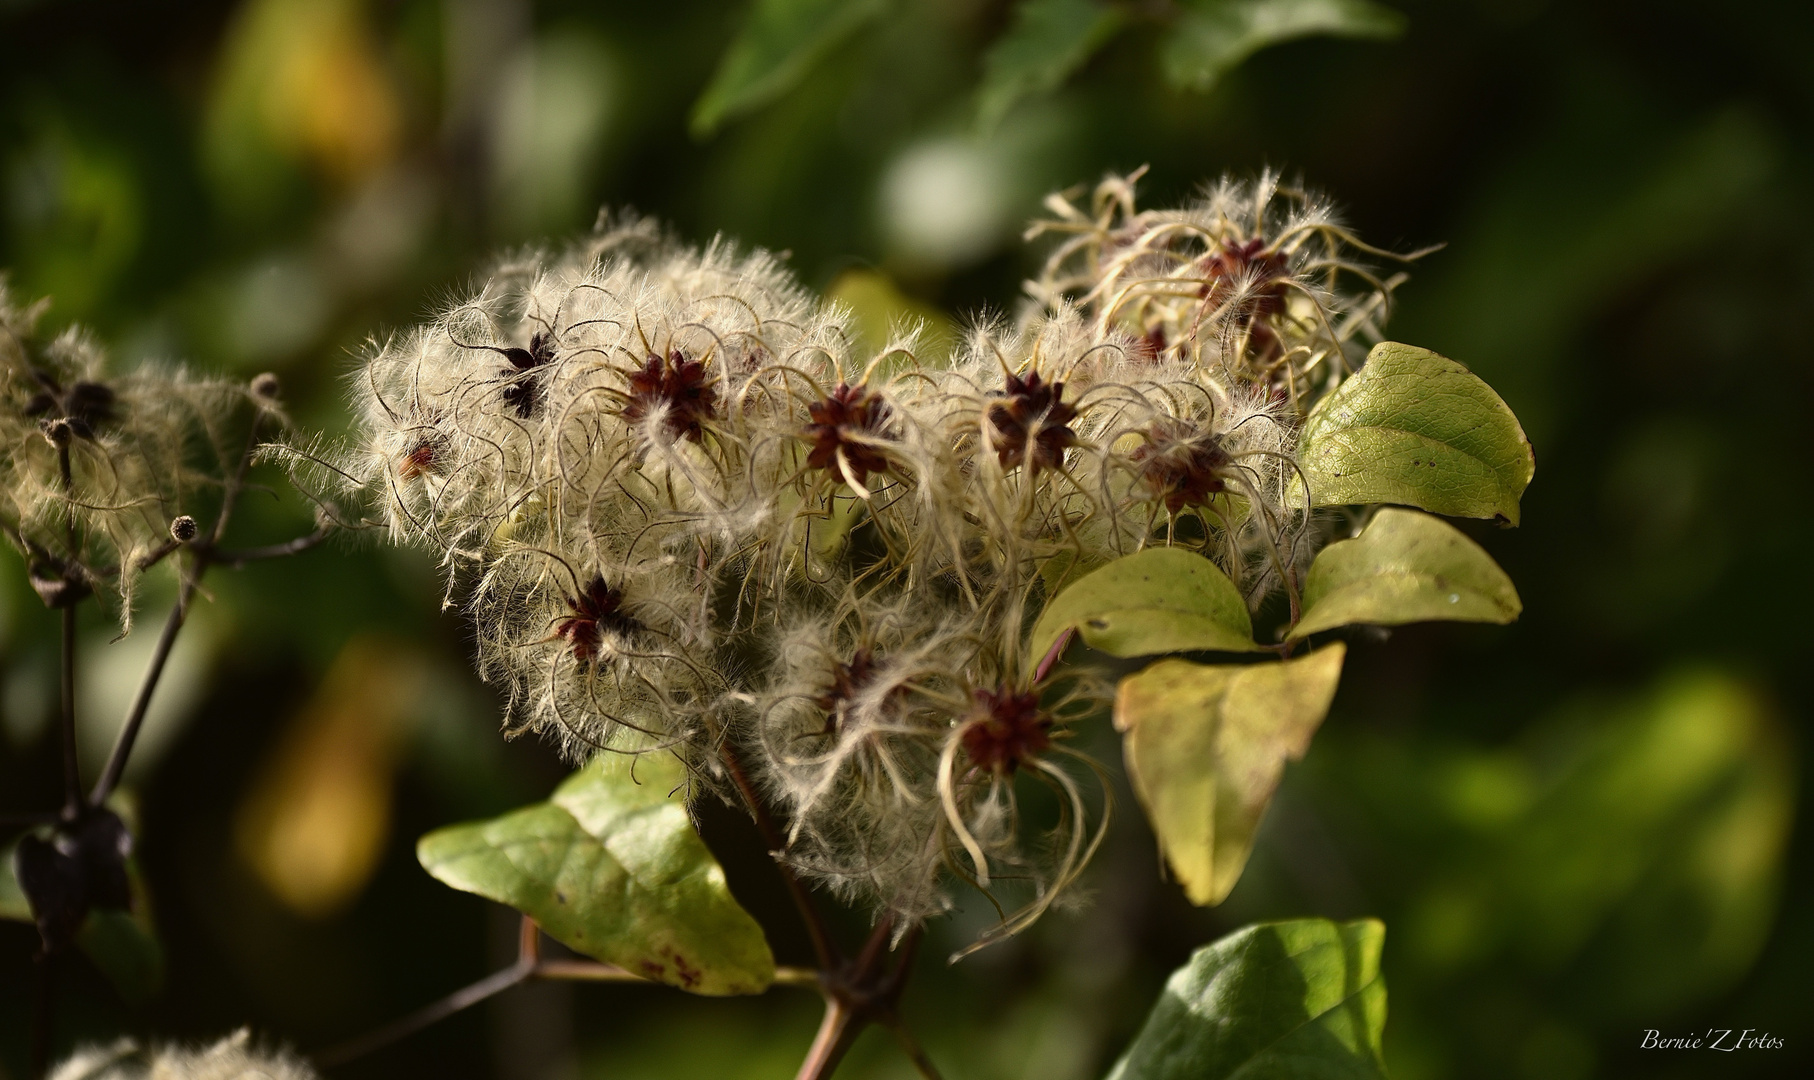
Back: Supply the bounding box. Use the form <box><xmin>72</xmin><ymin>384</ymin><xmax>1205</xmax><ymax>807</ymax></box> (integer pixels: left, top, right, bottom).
<box><xmin>1291</xmin><ymin>507</ymin><xmax>1521</xmax><ymax>639</ymax></box>
<box><xmin>976</xmin><ymin>0</ymin><xmax>1127</xmax><ymax>131</ymax></box>
<box><xmin>690</xmin><ymin>0</ymin><xmax>888</xmax><ymax>137</ymax></box>
<box><xmin>1162</xmin><ymin>0</ymin><xmax>1405</xmax><ymax>93</ymax></box>
<box><xmin>1115</xmin><ymin>645</ymin><xmax>1345</xmax><ymax>905</ymax></box>
<box><xmin>1029</xmin><ymin>546</ymin><xmax>1261</xmax><ymax>665</ymax></box>
<box><xmin>418</xmin><ymin>752</ymin><xmax>775</xmax><ymax>996</ymax></box>
<box><xmin>1300</xmin><ymin>341</ymin><xmax>1535</xmax><ymax>524</ymax></box>
<box><xmin>1105</xmin><ymin>918</ymin><xmax>1388</xmax><ymax>1080</ymax></box>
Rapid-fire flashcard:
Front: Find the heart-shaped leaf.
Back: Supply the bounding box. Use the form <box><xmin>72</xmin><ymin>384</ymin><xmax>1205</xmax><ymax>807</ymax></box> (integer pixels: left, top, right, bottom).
<box><xmin>1291</xmin><ymin>507</ymin><xmax>1521</xmax><ymax>639</ymax></box>
<box><xmin>1115</xmin><ymin>645</ymin><xmax>1345</xmax><ymax>906</ymax></box>
<box><xmin>1162</xmin><ymin>0</ymin><xmax>1405</xmax><ymax>93</ymax></box>
<box><xmin>418</xmin><ymin>751</ymin><xmax>775</xmax><ymax>995</ymax></box>
<box><xmin>1104</xmin><ymin>918</ymin><xmax>1388</xmax><ymax>1080</ymax></box>
<box><xmin>1030</xmin><ymin>546</ymin><xmax>1261</xmax><ymax>665</ymax></box>
<box><xmin>690</xmin><ymin>0</ymin><xmax>888</xmax><ymax>137</ymax></box>
<box><xmin>1300</xmin><ymin>341</ymin><xmax>1535</xmax><ymax>524</ymax></box>
<box><xmin>976</xmin><ymin>0</ymin><xmax>1127</xmax><ymax>131</ymax></box>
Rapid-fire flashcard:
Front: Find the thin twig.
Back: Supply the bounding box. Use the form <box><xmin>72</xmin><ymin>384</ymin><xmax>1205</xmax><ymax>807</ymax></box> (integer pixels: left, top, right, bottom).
<box><xmin>719</xmin><ymin>740</ymin><xmax>840</xmax><ymax>972</ymax></box>
<box><xmin>527</xmin><ymin>958</ymin><xmax>644</xmax><ymax>982</ymax></box>
<box><xmin>205</xmin><ymin>526</ymin><xmax>330</xmax><ymax>568</ymax></box>
<box><xmin>770</xmin><ymin>966</ymin><xmax>826</xmax><ymax>989</ymax></box>
<box><xmin>312</xmin><ymin>961</ymin><xmax>534</xmax><ymax>1068</ymax></box>
<box><xmin>881</xmin><ymin>1016</ymin><xmax>945</xmax><ymax>1080</ymax></box>
<box><xmin>134</xmin><ymin>536</ymin><xmax>182</xmax><ymax>573</ymax></box>
<box><xmin>313</xmin><ymin>915</ymin><xmax>823</xmax><ymax>1071</ymax></box>
<box><xmin>56</xmin><ymin>439</ymin><xmax>80</xmax><ymax>820</ymax></box>
<box><xmin>89</xmin><ymin>579</ymin><xmax>193</xmax><ymax>808</ymax></box>
<box><xmin>58</xmin><ymin>605</ymin><xmax>78</xmax><ymax>819</ymax></box>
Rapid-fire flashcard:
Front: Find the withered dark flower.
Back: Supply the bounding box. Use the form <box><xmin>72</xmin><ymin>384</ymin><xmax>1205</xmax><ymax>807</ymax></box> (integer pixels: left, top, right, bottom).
<box><xmin>397</xmin><ymin>440</ymin><xmax>439</xmax><ymax>481</ymax></box>
<box><xmin>1130</xmin><ymin>419</ymin><xmax>1232</xmax><ymax>513</ymax></box>
<box><xmin>23</xmin><ymin>368</ymin><xmax>114</xmax><ymax>439</ymax></box>
<box><xmin>960</xmin><ymin>685</ymin><xmax>1051</xmax><ymax>775</ymax></box>
<box><xmin>498</xmin><ymin>331</ymin><xmax>557</xmax><ymax>419</ymax></box>
<box><xmin>13</xmin><ymin>807</ymin><xmax>133</xmax><ymax>950</ymax></box>
<box><xmin>28</xmin><ymin>560</ymin><xmax>91</xmax><ymax>609</ymax></box>
<box><xmin>554</xmin><ymin>576</ymin><xmax>643</xmax><ymax>663</ymax></box>
<box><xmin>812</xmin><ymin>646</ymin><xmax>904</xmax><ymax>737</ymax></box>
<box><xmin>624</xmin><ymin>350</ymin><xmax>717</xmax><ymax>443</ymax></box>
<box><xmin>804</xmin><ymin>383</ymin><xmax>892</xmax><ymax>487</ymax></box>
<box><xmin>986</xmin><ymin>370</ymin><xmax>1076</xmax><ymax>474</ymax></box>
<box><xmin>1201</xmin><ymin>238</ymin><xmax>1291</xmax><ymax>359</ymax></box>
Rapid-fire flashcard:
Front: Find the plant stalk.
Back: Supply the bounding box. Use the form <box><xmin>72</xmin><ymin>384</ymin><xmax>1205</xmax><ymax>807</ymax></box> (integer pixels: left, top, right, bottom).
<box><xmin>719</xmin><ymin>739</ymin><xmax>840</xmax><ymax>972</ymax></box>
<box><xmin>795</xmin><ymin>997</ymin><xmax>860</xmax><ymax>1080</ymax></box>
<box><xmin>58</xmin><ymin>605</ymin><xmax>78</xmax><ymax>819</ymax></box>
<box><xmin>90</xmin><ymin>573</ymin><xmax>194</xmax><ymax>808</ymax></box>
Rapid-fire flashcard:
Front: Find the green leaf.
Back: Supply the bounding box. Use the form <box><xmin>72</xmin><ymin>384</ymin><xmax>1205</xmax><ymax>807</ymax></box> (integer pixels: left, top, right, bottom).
<box><xmin>418</xmin><ymin>751</ymin><xmax>776</xmax><ymax>995</ymax></box>
<box><xmin>1105</xmin><ymin>918</ymin><xmax>1388</xmax><ymax>1080</ymax></box>
<box><xmin>1300</xmin><ymin>341</ymin><xmax>1536</xmax><ymax>524</ymax></box>
<box><xmin>1373</xmin><ymin>670</ymin><xmax>1794</xmax><ymax>1009</ymax></box>
<box><xmin>690</xmin><ymin>0</ymin><xmax>889</xmax><ymax>137</ymax></box>
<box><xmin>1291</xmin><ymin>507</ymin><xmax>1521</xmax><ymax>639</ymax></box>
<box><xmin>76</xmin><ymin>902</ymin><xmax>164</xmax><ymax>1006</ymax></box>
<box><xmin>0</xmin><ymin>839</ymin><xmax>28</xmax><ymax>923</ymax></box>
<box><xmin>1115</xmin><ymin>645</ymin><xmax>1345</xmax><ymax>905</ymax></box>
<box><xmin>976</xmin><ymin>0</ymin><xmax>1127</xmax><ymax>131</ymax></box>
<box><xmin>1161</xmin><ymin>0</ymin><xmax>1405</xmax><ymax>93</ymax></box>
<box><xmin>1029</xmin><ymin>546</ymin><xmax>1262</xmax><ymax>665</ymax></box>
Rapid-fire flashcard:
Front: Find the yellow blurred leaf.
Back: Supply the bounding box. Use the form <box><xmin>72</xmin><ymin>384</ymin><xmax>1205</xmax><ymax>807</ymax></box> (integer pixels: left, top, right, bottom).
<box><xmin>1115</xmin><ymin>645</ymin><xmax>1345</xmax><ymax>905</ymax></box>
<box><xmin>206</xmin><ymin>0</ymin><xmax>402</xmax><ymax>195</ymax></box>
<box><xmin>825</xmin><ymin>269</ymin><xmax>957</xmax><ymax>367</ymax></box>
<box><xmin>234</xmin><ymin>637</ymin><xmax>424</xmax><ymax>919</ymax></box>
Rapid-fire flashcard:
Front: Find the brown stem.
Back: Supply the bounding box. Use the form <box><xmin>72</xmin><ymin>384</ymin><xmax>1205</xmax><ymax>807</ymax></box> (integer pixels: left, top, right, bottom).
<box><xmin>796</xmin><ymin>922</ymin><xmax>936</xmax><ymax>1080</ymax></box>
<box><xmin>206</xmin><ymin>526</ymin><xmax>330</xmax><ymax>567</ymax></box>
<box><xmin>312</xmin><ymin>960</ymin><xmax>534</xmax><ymax>1068</ymax></box>
<box><xmin>1034</xmin><ymin>627</ymin><xmax>1074</xmax><ymax>684</ymax></box>
<box><xmin>29</xmin><ymin>948</ymin><xmax>54</xmax><ymax>1080</ymax></box>
<box><xmin>794</xmin><ymin>997</ymin><xmax>860</xmax><ymax>1080</ymax></box>
<box><xmin>718</xmin><ymin>739</ymin><xmax>839</xmax><ymax>972</ymax></box>
<box><xmin>881</xmin><ymin>1016</ymin><xmax>944</xmax><ymax>1080</ymax></box>
<box><xmin>55</xmin><ymin>441</ymin><xmax>80</xmax><ymax>820</ymax></box>
<box><xmin>58</xmin><ymin>605</ymin><xmax>79</xmax><ymax>819</ymax></box>
<box><xmin>313</xmin><ymin>914</ymin><xmax>821</xmax><ymax>1069</ymax></box>
<box><xmin>89</xmin><ymin>574</ymin><xmax>194</xmax><ymax>808</ymax></box>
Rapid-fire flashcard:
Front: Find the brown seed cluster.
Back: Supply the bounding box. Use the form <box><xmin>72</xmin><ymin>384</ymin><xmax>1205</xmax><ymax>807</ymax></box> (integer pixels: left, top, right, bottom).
<box><xmin>961</xmin><ymin>685</ymin><xmax>1052</xmax><ymax>775</ymax></box>
<box><xmin>1201</xmin><ymin>238</ymin><xmax>1291</xmax><ymax>360</ymax></box>
<box><xmin>398</xmin><ymin>441</ymin><xmax>438</xmax><ymax>480</ymax></box>
<box><xmin>986</xmin><ymin>371</ymin><xmax>1076</xmax><ymax>474</ymax></box>
<box><xmin>24</xmin><ymin>369</ymin><xmax>114</xmax><ymax>439</ymax></box>
<box><xmin>624</xmin><ymin>350</ymin><xmax>718</xmax><ymax>443</ymax></box>
<box><xmin>1130</xmin><ymin>419</ymin><xmax>1233</xmax><ymax>513</ymax></box>
<box><xmin>554</xmin><ymin>576</ymin><xmax>643</xmax><ymax>663</ymax></box>
<box><xmin>812</xmin><ymin>647</ymin><xmax>880</xmax><ymax>736</ymax></box>
<box><xmin>804</xmin><ymin>382</ymin><xmax>892</xmax><ymax>486</ymax></box>
<box><xmin>498</xmin><ymin>330</ymin><xmax>557</xmax><ymax>419</ymax></box>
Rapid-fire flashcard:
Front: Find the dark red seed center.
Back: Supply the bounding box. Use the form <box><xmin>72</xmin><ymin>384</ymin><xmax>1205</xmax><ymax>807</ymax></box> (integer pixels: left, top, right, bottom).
<box><xmin>624</xmin><ymin>350</ymin><xmax>718</xmax><ymax>443</ymax></box>
<box><xmin>961</xmin><ymin>685</ymin><xmax>1052</xmax><ymax>774</ymax></box>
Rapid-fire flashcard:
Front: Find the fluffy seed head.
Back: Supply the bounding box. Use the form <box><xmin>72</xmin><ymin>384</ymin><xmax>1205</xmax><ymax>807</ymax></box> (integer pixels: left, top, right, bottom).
<box><xmin>960</xmin><ymin>685</ymin><xmax>1051</xmax><ymax>774</ymax></box>
<box><xmin>987</xmin><ymin>370</ymin><xmax>1076</xmax><ymax>474</ymax></box>
<box><xmin>624</xmin><ymin>349</ymin><xmax>717</xmax><ymax>443</ymax></box>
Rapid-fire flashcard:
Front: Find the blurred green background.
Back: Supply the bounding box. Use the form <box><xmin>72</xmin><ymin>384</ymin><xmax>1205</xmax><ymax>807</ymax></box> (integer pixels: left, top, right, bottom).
<box><xmin>0</xmin><ymin>1</ymin><xmax>1808</xmax><ymax>1077</ymax></box>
